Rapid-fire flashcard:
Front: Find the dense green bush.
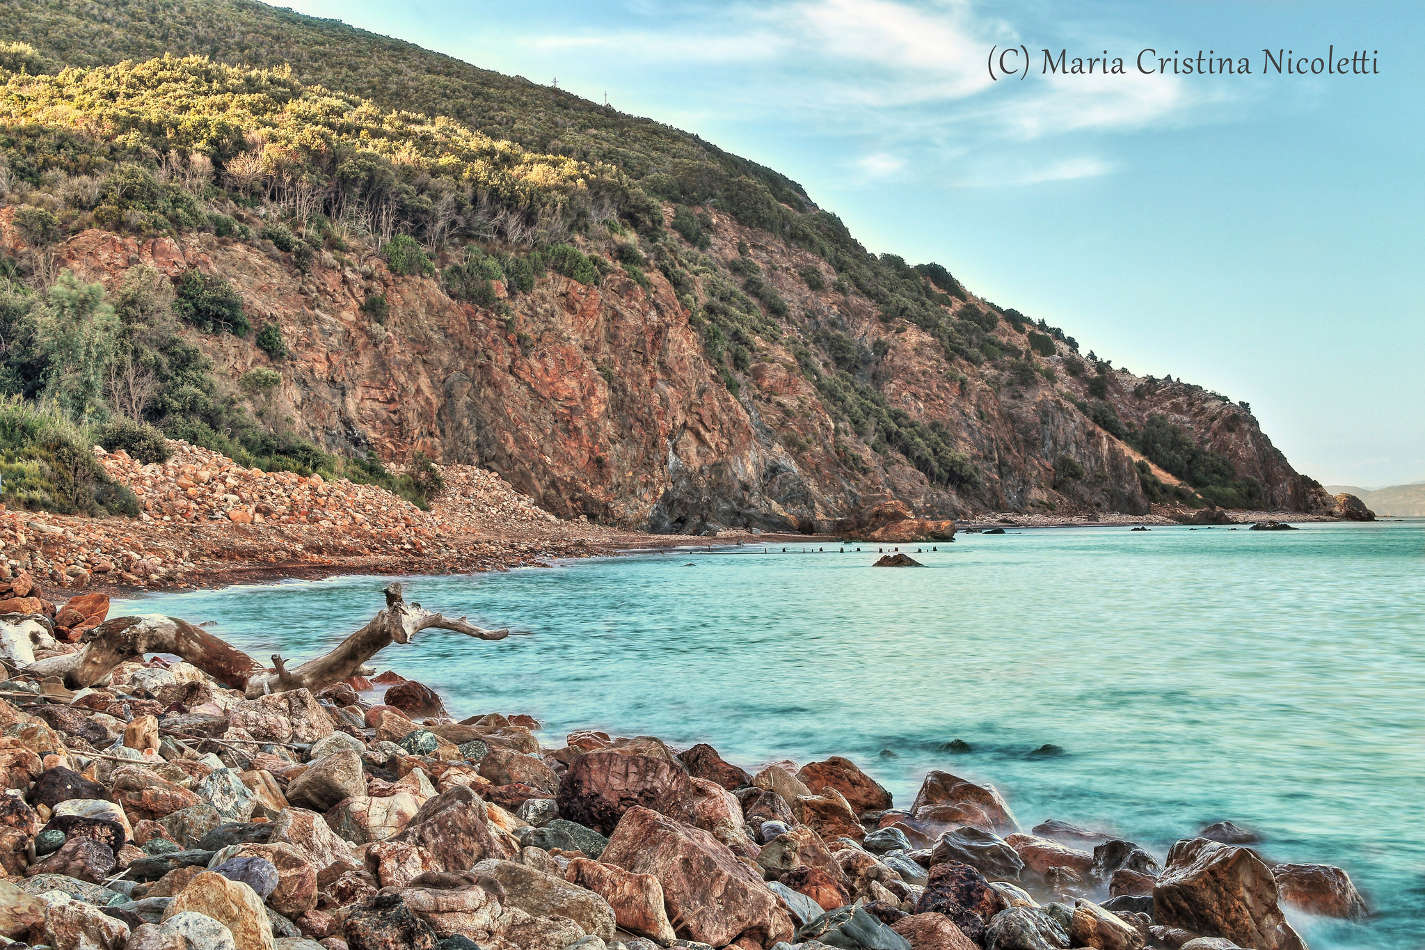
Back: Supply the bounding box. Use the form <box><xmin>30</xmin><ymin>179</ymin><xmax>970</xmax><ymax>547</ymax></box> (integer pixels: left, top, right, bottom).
<box><xmin>255</xmin><ymin>322</ymin><xmax>287</xmax><ymax>358</ymax></box>
<box><xmin>1053</xmin><ymin>454</ymin><xmax>1085</xmax><ymax>488</ymax></box>
<box><xmin>13</xmin><ymin>205</ymin><xmax>61</xmax><ymax>246</ymax></box>
<box><xmin>382</xmin><ymin>235</ymin><xmax>434</xmax><ymax>277</ymax></box>
<box><xmin>443</xmin><ymin>246</ymin><xmax>503</xmax><ymax>307</ymax></box>
<box><xmin>360</xmin><ymin>292</ymin><xmax>389</xmax><ymax>323</ymax></box>
<box><xmin>1028</xmin><ymin>331</ymin><xmax>1056</xmax><ymax>356</ymax></box>
<box><xmin>173</xmin><ymin>270</ymin><xmax>249</xmax><ymax>336</ymax></box>
<box><xmin>1131</xmin><ymin>415</ymin><xmax>1264</xmax><ymax>509</ymax></box>
<box><xmin>671</xmin><ymin>207</ymin><xmax>709</xmax><ymax>248</ymax></box>
<box><xmin>797</xmin><ymin>265</ymin><xmax>825</xmax><ymax>291</ymax></box>
<box><xmin>97</xmin><ymin>416</ymin><xmax>170</xmax><ymax>463</ymax></box>
<box><xmin>546</xmin><ymin>244</ymin><xmax>599</xmax><ymax>285</ymax></box>
<box><xmin>0</xmin><ymin>398</ymin><xmax>139</xmax><ymax>515</ymax></box>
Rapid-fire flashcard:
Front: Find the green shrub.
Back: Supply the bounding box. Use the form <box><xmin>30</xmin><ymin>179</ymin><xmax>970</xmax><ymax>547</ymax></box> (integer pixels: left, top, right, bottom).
<box><xmin>503</xmin><ymin>255</ymin><xmax>537</xmax><ymax>294</ymax></box>
<box><xmin>1052</xmin><ymin>454</ymin><xmax>1085</xmax><ymax>488</ymax></box>
<box><xmin>255</xmin><ymin>322</ymin><xmax>286</xmax><ymax>358</ymax></box>
<box><xmin>361</xmin><ymin>292</ymin><xmax>389</xmax><ymax>323</ymax></box>
<box><xmin>240</xmin><ymin>367</ymin><xmax>281</xmax><ymax>393</ymax></box>
<box><xmin>259</xmin><ymin>222</ymin><xmax>298</xmax><ymax>252</ymax></box>
<box><xmin>1028</xmin><ymin>331</ymin><xmax>1056</xmax><ymax>356</ymax></box>
<box><xmin>546</xmin><ymin>244</ymin><xmax>598</xmax><ymax>285</ymax></box>
<box><xmin>614</xmin><ymin>242</ymin><xmax>646</xmax><ymax>267</ymax></box>
<box><xmin>443</xmin><ymin>246</ymin><xmax>504</xmax><ymax>307</ymax></box>
<box><xmin>671</xmin><ymin>206</ymin><xmax>709</xmax><ymax>248</ymax></box>
<box><xmin>382</xmin><ymin>234</ymin><xmax>434</xmax><ymax>277</ymax></box>
<box><xmin>797</xmin><ymin>265</ymin><xmax>825</xmax><ymax>291</ymax></box>
<box><xmin>13</xmin><ymin>205</ymin><xmax>61</xmax><ymax>246</ymax></box>
<box><xmin>173</xmin><ymin>269</ymin><xmax>249</xmax><ymax>336</ymax></box>
<box><xmin>97</xmin><ymin>416</ymin><xmax>170</xmax><ymax>463</ymax></box>
<box><xmin>0</xmin><ymin>398</ymin><xmax>139</xmax><ymax>516</ymax></box>
<box><xmin>1087</xmin><ymin>375</ymin><xmax>1109</xmax><ymax>398</ymax></box>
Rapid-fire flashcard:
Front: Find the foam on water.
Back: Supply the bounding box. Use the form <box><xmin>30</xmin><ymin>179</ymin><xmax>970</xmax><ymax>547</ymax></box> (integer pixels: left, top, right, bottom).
<box><xmin>118</xmin><ymin>520</ymin><xmax>1425</xmax><ymax>950</ymax></box>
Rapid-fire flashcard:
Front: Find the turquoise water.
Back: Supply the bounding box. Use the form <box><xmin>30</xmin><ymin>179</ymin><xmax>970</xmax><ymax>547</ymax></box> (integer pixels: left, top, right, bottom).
<box><xmin>117</xmin><ymin>520</ymin><xmax>1425</xmax><ymax>950</ymax></box>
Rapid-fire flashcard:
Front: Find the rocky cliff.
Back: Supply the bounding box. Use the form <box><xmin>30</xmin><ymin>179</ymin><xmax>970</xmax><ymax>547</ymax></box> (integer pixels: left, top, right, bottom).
<box><xmin>26</xmin><ymin>209</ymin><xmax>1332</xmax><ymax>532</ymax></box>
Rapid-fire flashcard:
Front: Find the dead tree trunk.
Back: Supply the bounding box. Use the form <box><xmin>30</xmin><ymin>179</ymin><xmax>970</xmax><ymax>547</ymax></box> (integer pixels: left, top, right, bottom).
<box><xmin>25</xmin><ymin>583</ymin><xmax>509</xmax><ymax>696</ymax></box>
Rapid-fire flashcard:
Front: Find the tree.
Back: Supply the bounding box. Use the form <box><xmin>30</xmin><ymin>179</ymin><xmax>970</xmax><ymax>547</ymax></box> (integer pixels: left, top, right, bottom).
<box><xmin>36</xmin><ymin>271</ymin><xmax>118</xmax><ymax>420</ymax></box>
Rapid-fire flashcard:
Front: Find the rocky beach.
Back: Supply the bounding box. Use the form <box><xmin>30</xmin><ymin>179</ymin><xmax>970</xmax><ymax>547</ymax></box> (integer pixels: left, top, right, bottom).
<box><xmin>0</xmin><ymin>566</ymin><xmax>1371</xmax><ymax>950</ymax></box>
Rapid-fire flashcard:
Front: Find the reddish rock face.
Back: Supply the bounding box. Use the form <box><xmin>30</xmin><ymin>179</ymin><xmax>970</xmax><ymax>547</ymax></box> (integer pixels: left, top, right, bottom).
<box><xmin>1005</xmin><ymin>832</ymin><xmax>1093</xmax><ymax>876</ymax></box>
<box><xmin>912</xmin><ymin>771</ymin><xmax>1017</xmax><ymax>832</ymax></box>
<box><xmin>1153</xmin><ymin>842</ymin><xmax>1306</xmax><ymax>950</ymax></box>
<box><xmin>394</xmin><ymin>786</ymin><xmax>515</xmax><ymax>872</ymax></box>
<box><xmin>793</xmin><ymin>787</ymin><xmax>865</xmax><ymax>843</ymax></box>
<box><xmin>53</xmin><ymin>592</ymin><xmax>109</xmax><ymax>639</ymax></box>
<box><xmin>556</xmin><ymin>751</ymin><xmax>693</xmax><ymax>835</ymax></box>
<box><xmin>914</xmin><ymin>862</ymin><xmax>1007</xmax><ymax>945</ymax></box>
<box><xmin>892</xmin><ymin>912</ymin><xmax>980</xmax><ymax>950</ymax></box>
<box><xmin>677</xmin><ymin>742</ymin><xmax>751</xmax><ymax>791</ymax></box>
<box><xmin>1109</xmin><ymin>867</ymin><xmax>1157</xmax><ymax>897</ymax></box>
<box><xmin>797</xmin><ymin>756</ymin><xmax>892</xmax><ymax>814</ymax></box>
<box><xmin>602</xmin><ymin>806</ymin><xmax>794</xmax><ymax>948</ymax></box>
<box><xmin>1273</xmin><ymin>863</ymin><xmax>1369</xmax><ymax>920</ymax></box>
<box><xmin>564</xmin><ymin>856</ymin><xmax>677</xmax><ymax>945</ymax></box>
<box><xmin>382</xmin><ymin>680</ymin><xmax>446</xmax><ymax>717</ymax></box>
<box><xmin>779</xmin><ymin>865</ymin><xmax>851</xmax><ymax>911</ymax></box>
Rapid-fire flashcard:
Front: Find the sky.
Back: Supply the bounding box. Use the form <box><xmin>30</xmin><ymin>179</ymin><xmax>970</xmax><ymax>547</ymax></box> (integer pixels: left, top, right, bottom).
<box><xmin>281</xmin><ymin>0</ymin><xmax>1423</xmax><ymax>487</ymax></box>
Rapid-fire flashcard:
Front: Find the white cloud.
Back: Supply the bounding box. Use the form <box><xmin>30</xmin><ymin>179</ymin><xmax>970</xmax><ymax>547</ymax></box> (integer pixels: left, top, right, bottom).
<box><xmin>954</xmin><ymin>155</ymin><xmax>1116</xmax><ymax>188</ymax></box>
<box><xmin>854</xmin><ymin>151</ymin><xmax>908</xmax><ymax>178</ymax></box>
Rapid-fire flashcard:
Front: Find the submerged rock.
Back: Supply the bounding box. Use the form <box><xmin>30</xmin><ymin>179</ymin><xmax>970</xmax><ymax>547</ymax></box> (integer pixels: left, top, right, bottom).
<box><xmin>873</xmin><ymin>553</ymin><xmax>923</xmax><ymax>567</ymax></box>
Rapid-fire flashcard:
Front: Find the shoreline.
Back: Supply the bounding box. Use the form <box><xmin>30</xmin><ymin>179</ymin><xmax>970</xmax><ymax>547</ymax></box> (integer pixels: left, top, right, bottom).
<box><xmin>0</xmin><ymin>572</ymin><xmax>1370</xmax><ymax>950</ymax></box>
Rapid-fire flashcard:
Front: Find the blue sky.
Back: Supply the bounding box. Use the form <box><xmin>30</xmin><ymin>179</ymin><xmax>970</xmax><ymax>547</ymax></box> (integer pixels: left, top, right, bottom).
<box><xmin>282</xmin><ymin>0</ymin><xmax>1422</xmax><ymax>487</ymax></box>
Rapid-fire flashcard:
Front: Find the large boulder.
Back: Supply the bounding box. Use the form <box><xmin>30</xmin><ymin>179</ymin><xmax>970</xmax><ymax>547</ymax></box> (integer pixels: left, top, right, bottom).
<box><xmin>267</xmin><ymin>808</ymin><xmax>359</xmax><ymax>876</ymax></box>
<box><xmin>797</xmin><ymin>756</ymin><xmax>892</xmax><ymax>814</ymax></box>
<box><xmin>1332</xmin><ymin>493</ymin><xmax>1375</xmax><ymax>521</ymax></box>
<box><xmin>677</xmin><ymin>742</ymin><xmax>751</xmax><ymax>790</ymax></box>
<box><xmin>602</xmin><ymin>806</ymin><xmax>794</xmax><ymax>947</ymax></box>
<box><xmin>162</xmin><ymin>870</ymin><xmax>274</xmax><ymax>950</ymax></box>
<box><xmin>983</xmin><ymin>906</ymin><xmax>1069</xmax><ymax>950</ymax></box>
<box><xmin>892</xmin><ymin>912</ymin><xmax>980</xmax><ymax>950</ymax></box>
<box><xmin>1005</xmin><ymin>832</ymin><xmax>1093</xmax><ymax>876</ymax></box>
<box><xmin>472</xmin><ymin>858</ymin><xmax>616</xmax><ymax>941</ymax></box>
<box><xmin>34</xmin><ymin>890</ymin><xmax>129</xmax><ymax>950</ymax></box>
<box><xmin>344</xmin><ymin>892</ymin><xmax>440</xmax><ymax>950</ymax></box>
<box><xmin>912</xmin><ymin>772</ymin><xmax>1016</xmax><ymax>831</ymax></box>
<box><xmin>1069</xmin><ymin>900</ymin><xmax>1145</xmax><ymax>950</ymax></box>
<box><xmin>556</xmin><ymin>751</ymin><xmax>693</xmax><ymax>834</ymax></box>
<box><xmin>797</xmin><ymin>904</ymin><xmax>912</xmax><ymax>949</ymax></box>
<box><xmin>1273</xmin><ymin>863</ymin><xmax>1368</xmax><ymax>919</ymax></box>
<box><xmin>915</xmin><ymin>862</ymin><xmax>1007</xmax><ymax>944</ymax></box>
<box><xmin>395</xmin><ymin>785</ymin><xmax>515</xmax><ymax>871</ymax></box>
<box><xmin>1153</xmin><ymin>840</ymin><xmax>1306</xmax><ymax>950</ymax></box>
<box><xmin>283</xmin><ymin>750</ymin><xmax>365</xmax><ymax>812</ymax></box>
<box><xmin>794</xmin><ymin>786</ymin><xmax>865</xmax><ymax>842</ymax></box>
<box><xmin>565</xmin><ymin>856</ymin><xmax>677</xmax><ymax>945</ymax></box>
<box><xmin>932</xmin><ymin>827</ymin><xmax>1025</xmax><ymax>880</ymax></box>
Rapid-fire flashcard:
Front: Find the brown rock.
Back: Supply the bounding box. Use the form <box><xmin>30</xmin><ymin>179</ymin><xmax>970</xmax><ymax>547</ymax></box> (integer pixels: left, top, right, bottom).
<box><xmin>1005</xmin><ymin>832</ymin><xmax>1093</xmax><ymax>875</ymax></box>
<box><xmin>472</xmin><ymin>858</ymin><xmax>617</xmax><ymax>941</ymax></box>
<box><xmin>111</xmin><ymin>766</ymin><xmax>200</xmax><ymax>820</ymax></box>
<box><xmin>677</xmin><ymin>742</ymin><xmax>751</xmax><ymax>790</ymax></box>
<box><xmin>381</xmin><ymin>680</ymin><xmax>446</xmax><ymax>716</ymax></box>
<box><xmin>268</xmin><ymin>808</ymin><xmax>361</xmax><ymax>876</ymax></box>
<box><xmin>1153</xmin><ymin>841</ymin><xmax>1306</xmax><ymax>950</ymax></box>
<box><xmin>284</xmin><ymin>750</ymin><xmax>365</xmax><ymax>812</ymax></box>
<box><xmin>794</xmin><ymin>786</ymin><xmax>865</xmax><ymax>842</ymax></box>
<box><xmin>1070</xmin><ymin>899</ymin><xmax>1146</xmax><ymax>950</ymax></box>
<box><xmin>477</xmin><ymin>745</ymin><xmax>559</xmax><ymax>794</ymax></box>
<box><xmin>27</xmin><ymin>836</ymin><xmax>116</xmax><ymax>882</ymax></box>
<box><xmin>124</xmin><ymin>715</ymin><xmax>160</xmax><ymax>754</ymax></box>
<box><xmin>565</xmin><ymin>856</ymin><xmax>677</xmax><ymax>945</ymax></box>
<box><xmin>163</xmin><ymin>870</ymin><xmax>275</xmax><ymax>950</ymax></box>
<box><xmin>797</xmin><ymin>755</ymin><xmax>892</xmax><ymax>814</ymax></box>
<box><xmin>780</xmin><ymin>865</ymin><xmax>851</xmax><ymax>911</ymax></box>
<box><xmin>221</xmin><ymin>842</ymin><xmax>318</xmax><ymax>917</ymax></box>
<box><xmin>1110</xmin><ymin>867</ymin><xmax>1157</xmax><ymax>897</ymax></box>
<box><xmin>53</xmin><ymin>592</ymin><xmax>108</xmax><ymax>636</ymax></box>
<box><xmin>556</xmin><ymin>750</ymin><xmax>693</xmax><ymax>834</ymax></box>
<box><xmin>757</xmin><ymin>825</ymin><xmax>843</xmax><ymax>881</ymax></box>
<box><xmin>394</xmin><ymin>785</ymin><xmax>514</xmax><ymax>872</ymax></box>
<box><xmin>912</xmin><ymin>771</ymin><xmax>1017</xmax><ymax>831</ymax></box>
<box><xmin>602</xmin><ymin>806</ymin><xmax>794</xmax><ymax>947</ymax></box>
<box><xmin>1273</xmin><ymin>863</ymin><xmax>1368</xmax><ymax>920</ymax></box>
<box><xmin>915</xmin><ymin>861</ymin><xmax>1007</xmax><ymax>944</ymax></box>
<box><xmin>892</xmin><ymin>912</ymin><xmax>980</xmax><ymax>950</ymax></box>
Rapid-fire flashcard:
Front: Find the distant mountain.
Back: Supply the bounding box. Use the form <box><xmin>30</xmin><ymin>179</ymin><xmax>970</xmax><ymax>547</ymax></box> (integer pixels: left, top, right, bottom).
<box><xmin>1327</xmin><ymin>484</ymin><xmax>1425</xmax><ymax>517</ymax></box>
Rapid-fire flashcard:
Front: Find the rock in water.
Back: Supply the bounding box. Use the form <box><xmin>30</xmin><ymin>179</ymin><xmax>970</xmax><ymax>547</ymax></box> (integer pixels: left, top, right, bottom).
<box><xmin>1249</xmin><ymin>521</ymin><xmax>1298</xmax><ymax>531</ymax></box>
<box><xmin>931</xmin><ymin>827</ymin><xmax>1026</xmax><ymax>880</ymax></box>
<box><xmin>797</xmin><ymin>755</ymin><xmax>892</xmax><ymax>813</ymax></box>
<box><xmin>1153</xmin><ymin>840</ymin><xmax>1306</xmax><ymax>950</ymax></box>
<box><xmin>874</xmin><ymin>553</ymin><xmax>924</xmax><ymax>567</ymax></box>
<box><xmin>1273</xmin><ymin>863</ymin><xmax>1369</xmax><ymax>919</ymax></box>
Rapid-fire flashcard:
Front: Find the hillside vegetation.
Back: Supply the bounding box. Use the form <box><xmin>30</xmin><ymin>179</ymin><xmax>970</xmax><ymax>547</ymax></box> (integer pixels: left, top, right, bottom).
<box><xmin>0</xmin><ymin>0</ymin><xmax>1331</xmax><ymax>528</ymax></box>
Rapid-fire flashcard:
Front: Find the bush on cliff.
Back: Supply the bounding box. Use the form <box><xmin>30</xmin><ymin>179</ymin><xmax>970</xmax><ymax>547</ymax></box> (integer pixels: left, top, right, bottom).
<box><xmin>173</xmin><ymin>270</ymin><xmax>248</xmax><ymax>336</ymax></box>
<box><xmin>96</xmin><ymin>416</ymin><xmax>170</xmax><ymax>464</ymax></box>
<box><xmin>0</xmin><ymin>398</ymin><xmax>139</xmax><ymax>516</ymax></box>
<box><xmin>382</xmin><ymin>235</ymin><xmax>435</xmax><ymax>278</ymax></box>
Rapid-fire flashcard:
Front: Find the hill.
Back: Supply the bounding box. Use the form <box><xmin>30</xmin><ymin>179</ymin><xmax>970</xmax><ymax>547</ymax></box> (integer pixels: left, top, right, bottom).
<box><xmin>0</xmin><ymin>0</ymin><xmax>1336</xmax><ymax>531</ymax></box>
<box><xmin>1327</xmin><ymin>484</ymin><xmax>1425</xmax><ymax>517</ymax></box>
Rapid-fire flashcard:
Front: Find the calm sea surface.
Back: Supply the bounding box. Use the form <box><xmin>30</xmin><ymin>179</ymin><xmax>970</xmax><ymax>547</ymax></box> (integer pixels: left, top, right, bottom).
<box><xmin>117</xmin><ymin>520</ymin><xmax>1425</xmax><ymax>950</ymax></box>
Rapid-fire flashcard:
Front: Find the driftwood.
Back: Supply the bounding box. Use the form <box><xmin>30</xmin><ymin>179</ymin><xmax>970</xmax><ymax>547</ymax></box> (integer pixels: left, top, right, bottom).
<box><xmin>24</xmin><ymin>583</ymin><xmax>509</xmax><ymax>697</ymax></box>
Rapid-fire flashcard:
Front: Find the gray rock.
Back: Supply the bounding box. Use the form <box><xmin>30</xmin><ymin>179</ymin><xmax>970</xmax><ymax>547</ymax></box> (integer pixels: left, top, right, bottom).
<box><xmin>932</xmin><ymin>827</ymin><xmax>1026</xmax><ymax>880</ymax></box>
<box><xmin>863</xmin><ymin>826</ymin><xmax>912</xmax><ymax>855</ymax></box>
<box><xmin>516</xmin><ymin>797</ymin><xmax>558</xmax><ymax>827</ymax></box>
<box><xmin>758</xmin><ymin>820</ymin><xmax>790</xmax><ymax>844</ymax></box>
<box><xmin>398</xmin><ymin>729</ymin><xmax>440</xmax><ymax>756</ymax></box>
<box><xmin>457</xmin><ymin>738</ymin><xmax>489</xmax><ymax>762</ymax></box>
<box><xmin>126</xmin><ymin>849</ymin><xmax>216</xmax><ymax>881</ymax></box>
<box><xmin>197</xmin><ymin>822</ymin><xmax>275</xmax><ymax>852</ymax></box>
<box><xmin>883</xmin><ymin>852</ymin><xmax>928</xmax><ymax>885</ymax></box>
<box><xmin>285</xmin><ymin>749</ymin><xmax>365</xmax><ymax>811</ymax></box>
<box><xmin>796</xmin><ymin>904</ymin><xmax>912</xmax><ymax>949</ymax></box>
<box><xmin>34</xmin><ymin>827</ymin><xmax>66</xmax><ymax>856</ymax></box>
<box><xmin>142</xmin><ymin>837</ymin><xmax>182</xmax><ymax>855</ymax></box>
<box><xmin>984</xmin><ymin>907</ymin><xmax>1070</xmax><ymax>950</ymax></box>
<box><xmin>310</xmin><ymin>731</ymin><xmax>366</xmax><ymax>759</ymax></box>
<box><xmin>211</xmin><ymin>855</ymin><xmax>280</xmax><ymax>899</ymax></box>
<box><xmin>1199</xmin><ymin>821</ymin><xmax>1259</xmax><ymax>845</ymax></box>
<box><xmin>523</xmin><ymin>818</ymin><xmax>608</xmax><ymax>858</ymax></box>
<box><xmin>158</xmin><ymin>803</ymin><xmax>224</xmax><ymax>848</ymax></box>
<box><xmin>768</xmin><ymin>881</ymin><xmax>823</xmax><ymax>927</ymax></box>
<box><xmin>195</xmin><ymin>768</ymin><xmax>257</xmax><ymax>821</ymax></box>
<box><xmin>18</xmin><ymin>873</ymin><xmax>122</xmax><ymax>904</ymax></box>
